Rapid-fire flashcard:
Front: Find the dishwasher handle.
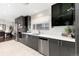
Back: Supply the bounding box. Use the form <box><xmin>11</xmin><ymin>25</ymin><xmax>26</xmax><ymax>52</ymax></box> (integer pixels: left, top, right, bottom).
<box><xmin>39</xmin><ymin>37</ymin><xmax>48</xmax><ymax>40</ymax></box>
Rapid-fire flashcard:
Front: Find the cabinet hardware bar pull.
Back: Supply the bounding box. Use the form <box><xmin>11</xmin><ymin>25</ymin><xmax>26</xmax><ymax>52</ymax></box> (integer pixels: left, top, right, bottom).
<box><xmin>58</xmin><ymin>41</ymin><xmax>60</xmax><ymax>46</ymax></box>
<box><xmin>61</xmin><ymin>41</ymin><xmax>62</xmax><ymax>46</ymax></box>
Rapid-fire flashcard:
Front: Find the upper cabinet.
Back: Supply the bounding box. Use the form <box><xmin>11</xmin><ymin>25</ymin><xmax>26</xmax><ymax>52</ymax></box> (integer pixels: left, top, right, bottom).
<box><xmin>15</xmin><ymin>16</ymin><xmax>31</xmax><ymax>32</ymax></box>
<box><xmin>24</xmin><ymin>16</ymin><xmax>31</xmax><ymax>31</ymax></box>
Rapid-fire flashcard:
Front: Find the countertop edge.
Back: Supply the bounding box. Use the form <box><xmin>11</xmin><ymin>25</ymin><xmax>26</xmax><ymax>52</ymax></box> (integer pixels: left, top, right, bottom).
<box><xmin>22</xmin><ymin>32</ymin><xmax>75</xmax><ymax>43</ymax></box>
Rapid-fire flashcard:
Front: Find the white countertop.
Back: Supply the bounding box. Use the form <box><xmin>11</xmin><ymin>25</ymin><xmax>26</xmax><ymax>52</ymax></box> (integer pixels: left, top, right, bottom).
<box><xmin>22</xmin><ymin>32</ymin><xmax>75</xmax><ymax>42</ymax></box>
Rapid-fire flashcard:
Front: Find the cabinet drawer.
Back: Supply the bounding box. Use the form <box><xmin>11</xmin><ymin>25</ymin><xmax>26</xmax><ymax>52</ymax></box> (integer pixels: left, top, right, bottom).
<box><xmin>62</xmin><ymin>41</ymin><xmax>75</xmax><ymax>47</ymax></box>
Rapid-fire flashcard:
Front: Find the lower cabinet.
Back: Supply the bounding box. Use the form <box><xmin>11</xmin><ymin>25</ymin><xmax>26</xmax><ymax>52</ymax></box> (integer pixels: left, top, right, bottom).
<box><xmin>60</xmin><ymin>41</ymin><xmax>75</xmax><ymax>56</ymax></box>
<box><xmin>49</xmin><ymin>39</ymin><xmax>75</xmax><ymax>56</ymax></box>
<box><xmin>77</xmin><ymin>47</ymin><xmax>79</xmax><ymax>56</ymax></box>
<box><xmin>20</xmin><ymin>34</ymin><xmax>75</xmax><ymax>56</ymax></box>
<box><xmin>28</xmin><ymin>35</ymin><xmax>38</xmax><ymax>51</ymax></box>
<box><xmin>49</xmin><ymin>39</ymin><xmax>59</xmax><ymax>56</ymax></box>
<box><xmin>17</xmin><ymin>34</ymin><xmax>25</xmax><ymax>44</ymax></box>
<box><xmin>22</xmin><ymin>34</ymin><xmax>38</xmax><ymax>51</ymax></box>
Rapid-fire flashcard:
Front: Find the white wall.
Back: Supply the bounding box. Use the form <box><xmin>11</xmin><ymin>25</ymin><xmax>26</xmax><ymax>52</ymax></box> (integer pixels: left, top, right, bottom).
<box><xmin>31</xmin><ymin>8</ymin><xmax>51</xmax><ymax>32</ymax></box>
<box><xmin>31</xmin><ymin>4</ymin><xmax>70</xmax><ymax>36</ymax></box>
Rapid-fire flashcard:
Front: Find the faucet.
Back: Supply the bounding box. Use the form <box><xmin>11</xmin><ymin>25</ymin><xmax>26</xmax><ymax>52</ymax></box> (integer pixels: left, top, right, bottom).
<box><xmin>38</xmin><ymin>30</ymin><xmax>41</xmax><ymax>34</ymax></box>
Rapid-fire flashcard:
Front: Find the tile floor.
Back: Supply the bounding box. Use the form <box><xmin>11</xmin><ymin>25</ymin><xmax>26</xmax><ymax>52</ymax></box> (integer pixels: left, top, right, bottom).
<box><xmin>0</xmin><ymin>40</ymin><xmax>43</xmax><ymax>56</ymax></box>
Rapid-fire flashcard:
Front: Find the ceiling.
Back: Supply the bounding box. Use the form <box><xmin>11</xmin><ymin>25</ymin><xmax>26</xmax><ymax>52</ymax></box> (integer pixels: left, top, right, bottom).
<box><xmin>28</xmin><ymin>3</ymin><xmax>54</xmax><ymax>15</ymax></box>
<box><xmin>0</xmin><ymin>3</ymin><xmax>55</xmax><ymax>22</ymax></box>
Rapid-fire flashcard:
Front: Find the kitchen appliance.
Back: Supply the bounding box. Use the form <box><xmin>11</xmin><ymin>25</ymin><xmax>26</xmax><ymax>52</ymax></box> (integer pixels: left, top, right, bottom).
<box><xmin>51</xmin><ymin>3</ymin><xmax>75</xmax><ymax>26</ymax></box>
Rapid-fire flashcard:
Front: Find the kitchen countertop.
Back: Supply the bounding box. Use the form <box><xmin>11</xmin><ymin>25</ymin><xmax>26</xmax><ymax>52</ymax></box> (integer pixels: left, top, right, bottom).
<box><xmin>22</xmin><ymin>32</ymin><xmax>75</xmax><ymax>42</ymax></box>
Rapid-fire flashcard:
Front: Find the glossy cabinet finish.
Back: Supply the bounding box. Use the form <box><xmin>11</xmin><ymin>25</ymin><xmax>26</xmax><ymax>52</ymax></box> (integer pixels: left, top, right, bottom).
<box><xmin>75</xmin><ymin>4</ymin><xmax>79</xmax><ymax>56</ymax></box>
<box><xmin>21</xmin><ymin>34</ymin><xmax>38</xmax><ymax>51</ymax></box>
<box><xmin>59</xmin><ymin>41</ymin><xmax>75</xmax><ymax>56</ymax></box>
<box><xmin>49</xmin><ymin>39</ymin><xmax>75</xmax><ymax>56</ymax></box>
<box><xmin>20</xmin><ymin>34</ymin><xmax>75</xmax><ymax>56</ymax></box>
<box><xmin>49</xmin><ymin>39</ymin><xmax>59</xmax><ymax>56</ymax></box>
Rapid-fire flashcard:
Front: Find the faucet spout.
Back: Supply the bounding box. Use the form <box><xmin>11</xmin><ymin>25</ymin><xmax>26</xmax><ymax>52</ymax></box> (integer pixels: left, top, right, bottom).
<box><xmin>38</xmin><ymin>30</ymin><xmax>40</xmax><ymax>34</ymax></box>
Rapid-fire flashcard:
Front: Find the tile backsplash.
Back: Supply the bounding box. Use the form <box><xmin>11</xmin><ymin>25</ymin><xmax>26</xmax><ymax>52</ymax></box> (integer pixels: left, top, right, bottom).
<box><xmin>30</xmin><ymin>5</ymin><xmax>74</xmax><ymax>37</ymax></box>
<box><xmin>33</xmin><ymin>23</ymin><xmax>49</xmax><ymax>30</ymax></box>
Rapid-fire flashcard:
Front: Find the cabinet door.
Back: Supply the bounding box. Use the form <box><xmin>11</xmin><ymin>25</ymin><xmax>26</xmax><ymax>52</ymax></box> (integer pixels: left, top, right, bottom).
<box><xmin>20</xmin><ymin>34</ymin><xmax>25</xmax><ymax>44</ymax></box>
<box><xmin>75</xmin><ymin>4</ymin><xmax>79</xmax><ymax>56</ymax></box>
<box><xmin>24</xmin><ymin>35</ymin><xmax>38</xmax><ymax>51</ymax></box>
<box><xmin>19</xmin><ymin>34</ymin><xmax>28</xmax><ymax>45</ymax></box>
<box><xmin>31</xmin><ymin>36</ymin><xmax>38</xmax><ymax>51</ymax></box>
<box><xmin>49</xmin><ymin>39</ymin><xmax>59</xmax><ymax>56</ymax></box>
<box><xmin>60</xmin><ymin>41</ymin><xmax>75</xmax><ymax>56</ymax></box>
<box><xmin>22</xmin><ymin>34</ymin><xmax>29</xmax><ymax>46</ymax></box>
<box><xmin>25</xmin><ymin>35</ymin><xmax>33</xmax><ymax>48</ymax></box>
<box><xmin>77</xmin><ymin>47</ymin><xmax>79</xmax><ymax>56</ymax></box>
<box><xmin>21</xmin><ymin>35</ymin><xmax>38</xmax><ymax>51</ymax></box>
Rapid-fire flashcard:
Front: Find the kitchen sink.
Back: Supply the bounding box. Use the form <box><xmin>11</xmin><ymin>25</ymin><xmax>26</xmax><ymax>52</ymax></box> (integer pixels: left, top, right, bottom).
<box><xmin>32</xmin><ymin>33</ymin><xmax>40</xmax><ymax>35</ymax></box>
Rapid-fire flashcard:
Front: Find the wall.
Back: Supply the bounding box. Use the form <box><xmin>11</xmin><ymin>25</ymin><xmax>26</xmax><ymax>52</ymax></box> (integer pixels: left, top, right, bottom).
<box><xmin>31</xmin><ymin>4</ymin><xmax>72</xmax><ymax>36</ymax></box>
<box><xmin>31</xmin><ymin>7</ymin><xmax>51</xmax><ymax>32</ymax></box>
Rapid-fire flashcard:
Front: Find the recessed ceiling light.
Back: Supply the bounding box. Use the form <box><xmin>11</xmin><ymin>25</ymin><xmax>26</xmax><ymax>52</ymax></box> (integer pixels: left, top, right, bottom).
<box><xmin>7</xmin><ymin>4</ymin><xmax>11</xmax><ymax>7</ymax></box>
<box><xmin>23</xmin><ymin>3</ymin><xmax>29</xmax><ymax>5</ymax></box>
<box><xmin>37</xmin><ymin>13</ymin><xmax>43</xmax><ymax>17</ymax></box>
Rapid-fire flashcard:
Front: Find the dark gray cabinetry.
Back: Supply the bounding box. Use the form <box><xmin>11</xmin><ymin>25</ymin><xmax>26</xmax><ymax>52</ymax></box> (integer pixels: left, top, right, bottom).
<box><xmin>21</xmin><ymin>34</ymin><xmax>29</xmax><ymax>45</ymax></box>
<box><xmin>15</xmin><ymin>16</ymin><xmax>25</xmax><ymax>32</ymax></box>
<box><xmin>49</xmin><ymin>39</ymin><xmax>59</xmax><ymax>56</ymax></box>
<box><xmin>20</xmin><ymin>34</ymin><xmax>75</xmax><ymax>56</ymax></box>
<box><xmin>27</xmin><ymin>35</ymin><xmax>38</xmax><ymax>51</ymax></box>
<box><xmin>18</xmin><ymin>34</ymin><xmax>28</xmax><ymax>45</ymax></box>
<box><xmin>21</xmin><ymin>34</ymin><xmax>38</xmax><ymax>51</ymax></box>
<box><xmin>24</xmin><ymin>16</ymin><xmax>31</xmax><ymax>32</ymax></box>
<box><xmin>59</xmin><ymin>41</ymin><xmax>75</xmax><ymax>56</ymax></box>
<box><xmin>77</xmin><ymin>47</ymin><xmax>79</xmax><ymax>55</ymax></box>
<box><xmin>15</xmin><ymin>16</ymin><xmax>31</xmax><ymax>32</ymax></box>
<box><xmin>15</xmin><ymin>16</ymin><xmax>31</xmax><ymax>41</ymax></box>
<box><xmin>49</xmin><ymin>39</ymin><xmax>75</xmax><ymax>56</ymax></box>
<box><xmin>15</xmin><ymin>16</ymin><xmax>25</xmax><ymax>41</ymax></box>
<box><xmin>75</xmin><ymin>4</ymin><xmax>79</xmax><ymax>56</ymax></box>
<box><xmin>15</xmin><ymin>16</ymin><xmax>25</xmax><ymax>25</ymax></box>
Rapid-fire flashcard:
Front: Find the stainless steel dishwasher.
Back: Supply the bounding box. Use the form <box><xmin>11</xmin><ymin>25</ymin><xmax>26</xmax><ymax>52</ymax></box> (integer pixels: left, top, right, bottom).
<box><xmin>38</xmin><ymin>37</ymin><xmax>49</xmax><ymax>56</ymax></box>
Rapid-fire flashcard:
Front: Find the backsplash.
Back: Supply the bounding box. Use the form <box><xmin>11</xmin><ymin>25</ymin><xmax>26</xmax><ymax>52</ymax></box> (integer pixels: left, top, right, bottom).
<box><xmin>31</xmin><ymin>5</ymin><xmax>74</xmax><ymax>37</ymax></box>
<box><xmin>40</xmin><ymin>26</ymin><xmax>73</xmax><ymax>35</ymax></box>
<box><xmin>33</xmin><ymin>23</ymin><xmax>49</xmax><ymax>30</ymax></box>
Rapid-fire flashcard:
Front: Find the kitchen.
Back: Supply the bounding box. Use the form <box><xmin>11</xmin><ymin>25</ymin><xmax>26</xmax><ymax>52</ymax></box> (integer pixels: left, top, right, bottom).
<box><xmin>0</xmin><ymin>3</ymin><xmax>78</xmax><ymax>56</ymax></box>
<box><xmin>15</xmin><ymin>3</ymin><xmax>77</xmax><ymax>56</ymax></box>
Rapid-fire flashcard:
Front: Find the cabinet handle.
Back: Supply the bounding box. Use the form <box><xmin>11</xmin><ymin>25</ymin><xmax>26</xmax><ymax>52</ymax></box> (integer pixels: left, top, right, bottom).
<box><xmin>58</xmin><ymin>41</ymin><xmax>60</xmax><ymax>46</ymax></box>
<box><xmin>61</xmin><ymin>41</ymin><xmax>62</xmax><ymax>46</ymax></box>
<box><xmin>39</xmin><ymin>37</ymin><xmax>48</xmax><ymax>40</ymax></box>
<box><xmin>58</xmin><ymin>41</ymin><xmax>62</xmax><ymax>46</ymax></box>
